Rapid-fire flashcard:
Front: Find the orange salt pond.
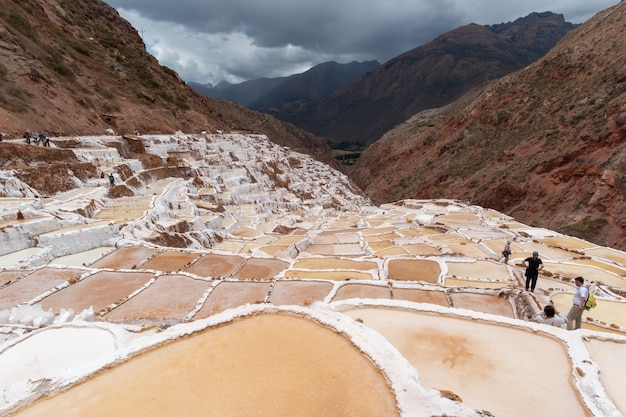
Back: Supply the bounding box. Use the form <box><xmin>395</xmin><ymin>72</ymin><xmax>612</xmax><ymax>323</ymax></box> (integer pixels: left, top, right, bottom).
<box><xmin>9</xmin><ymin>313</ymin><xmax>400</xmax><ymax>417</ymax></box>
<box><xmin>343</xmin><ymin>307</ymin><xmax>590</xmax><ymax>417</ymax></box>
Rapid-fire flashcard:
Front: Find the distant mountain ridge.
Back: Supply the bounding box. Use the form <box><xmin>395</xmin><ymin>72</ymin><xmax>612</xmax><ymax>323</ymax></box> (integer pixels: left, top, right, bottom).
<box><xmin>266</xmin><ymin>12</ymin><xmax>577</xmax><ymax>146</ymax></box>
<box><xmin>189</xmin><ymin>60</ymin><xmax>379</xmax><ymax>110</ymax></box>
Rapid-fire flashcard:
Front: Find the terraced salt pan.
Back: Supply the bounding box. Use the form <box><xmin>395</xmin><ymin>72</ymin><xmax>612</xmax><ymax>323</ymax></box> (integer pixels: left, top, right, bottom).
<box><xmin>445</xmin><ymin>260</ymin><xmax>512</xmax><ymax>281</ymax></box>
<box><xmin>49</xmin><ymin>247</ymin><xmax>115</xmax><ymax>267</ymax></box>
<box><xmin>0</xmin><ymin>326</ymin><xmax>116</xmax><ymax>397</ymax></box>
<box><xmin>88</xmin><ymin>246</ymin><xmax>158</xmax><ymax>269</ymax></box>
<box><xmin>538</xmin><ymin>236</ymin><xmax>597</xmax><ymax>251</ymax></box>
<box><xmin>343</xmin><ymin>307</ymin><xmax>589</xmax><ymax>417</ymax></box>
<box><xmin>542</xmin><ymin>261</ymin><xmax>626</xmax><ymax>287</ymax></box>
<box><xmin>387</xmin><ymin>259</ymin><xmax>441</xmax><ymax>283</ymax></box>
<box><xmin>268</xmin><ymin>280</ymin><xmax>334</xmax><ymax>306</ymax></box>
<box><xmin>140</xmin><ymin>251</ymin><xmax>201</xmax><ymax>273</ymax></box>
<box><xmin>0</xmin><ymin>268</ymin><xmax>85</xmax><ymax>310</ymax></box>
<box><xmin>8</xmin><ymin>312</ymin><xmax>402</xmax><ymax>417</ymax></box>
<box><xmin>0</xmin><ymin>248</ymin><xmax>46</xmax><ymax>268</ymax></box>
<box><xmin>584</xmin><ymin>338</ymin><xmax>626</xmax><ymax>416</ymax></box>
<box><xmin>38</xmin><ymin>271</ymin><xmax>156</xmax><ymax>315</ymax></box>
<box><xmin>103</xmin><ymin>274</ymin><xmax>212</xmax><ymax>322</ymax></box>
<box><xmin>332</xmin><ymin>283</ymin><xmax>392</xmax><ymax>301</ymax></box>
<box><xmin>448</xmin><ymin>292</ymin><xmax>515</xmax><ymax>318</ymax></box>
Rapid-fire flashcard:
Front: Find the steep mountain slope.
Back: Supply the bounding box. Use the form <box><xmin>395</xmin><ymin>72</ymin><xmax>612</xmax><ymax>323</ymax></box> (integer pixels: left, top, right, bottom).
<box><xmin>350</xmin><ymin>2</ymin><xmax>626</xmax><ymax>250</ymax></box>
<box><xmin>267</xmin><ymin>12</ymin><xmax>575</xmax><ymax>146</ymax></box>
<box><xmin>191</xmin><ymin>60</ymin><xmax>379</xmax><ymax>110</ymax></box>
<box><xmin>249</xmin><ymin>60</ymin><xmax>380</xmax><ymax>110</ymax></box>
<box><xmin>0</xmin><ymin>0</ymin><xmax>336</xmax><ymax>167</ymax></box>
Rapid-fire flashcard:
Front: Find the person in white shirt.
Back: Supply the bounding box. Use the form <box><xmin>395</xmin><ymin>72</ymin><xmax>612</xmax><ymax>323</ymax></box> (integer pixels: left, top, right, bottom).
<box><xmin>534</xmin><ymin>305</ymin><xmax>566</xmax><ymax>328</ymax></box>
<box><xmin>566</xmin><ymin>276</ymin><xmax>589</xmax><ymax>330</ymax></box>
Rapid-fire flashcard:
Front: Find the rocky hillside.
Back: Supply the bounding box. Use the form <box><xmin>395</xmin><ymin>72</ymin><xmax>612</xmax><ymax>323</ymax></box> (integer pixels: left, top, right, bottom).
<box><xmin>350</xmin><ymin>2</ymin><xmax>626</xmax><ymax>250</ymax></box>
<box><xmin>0</xmin><ymin>0</ymin><xmax>337</xmax><ymax>167</ymax></box>
<box><xmin>267</xmin><ymin>12</ymin><xmax>575</xmax><ymax>146</ymax></box>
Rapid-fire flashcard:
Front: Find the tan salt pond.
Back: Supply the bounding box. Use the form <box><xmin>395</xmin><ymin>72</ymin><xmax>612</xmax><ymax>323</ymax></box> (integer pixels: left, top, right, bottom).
<box><xmin>538</xmin><ymin>236</ymin><xmax>596</xmax><ymax>251</ymax></box>
<box><xmin>583</xmin><ymin>247</ymin><xmax>626</xmax><ymax>265</ymax></box>
<box><xmin>183</xmin><ymin>253</ymin><xmax>245</xmax><ymax>278</ymax></box>
<box><xmin>542</xmin><ymin>262</ymin><xmax>625</xmax><ymax>287</ymax></box>
<box><xmin>343</xmin><ymin>307</ymin><xmax>589</xmax><ymax>417</ymax></box>
<box><xmin>233</xmin><ymin>258</ymin><xmax>289</xmax><ymax>280</ymax></box>
<box><xmin>140</xmin><ymin>251</ymin><xmax>201</xmax><ymax>273</ymax></box>
<box><xmin>444</xmin><ymin>278</ymin><xmax>513</xmax><ymax>289</ymax></box>
<box><xmin>8</xmin><ymin>313</ymin><xmax>400</xmax><ymax>417</ymax></box>
<box><xmin>449</xmin><ymin>292</ymin><xmax>515</xmax><ymax>318</ymax></box>
<box><xmin>387</xmin><ymin>259</ymin><xmax>441</xmax><ymax>283</ymax></box>
<box><xmin>103</xmin><ymin>275</ymin><xmax>212</xmax><ymax>322</ymax></box>
<box><xmin>88</xmin><ymin>246</ymin><xmax>158</xmax><ymax>269</ymax></box>
<box><xmin>390</xmin><ymin>288</ymin><xmax>449</xmax><ymax>306</ymax></box>
<box><xmin>39</xmin><ymin>271</ymin><xmax>156</xmax><ymax>314</ymax></box>
<box><xmin>332</xmin><ymin>283</ymin><xmax>391</xmax><ymax>301</ymax></box>
<box><xmin>445</xmin><ymin>260</ymin><xmax>511</xmax><ymax>281</ymax></box>
<box><xmin>268</xmin><ymin>280</ymin><xmax>334</xmax><ymax>306</ymax></box>
<box><xmin>284</xmin><ymin>270</ymin><xmax>374</xmax><ymax>280</ymax></box>
<box><xmin>584</xmin><ymin>338</ymin><xmax>626</xmax><ymax>416</ymax></box>
<box><xmin>0</xmin><ymin>268</ymin><xmax>85</xmax><ymax>310</ymax></box>
<box><xmin>292</xmin><ymin>258</ymin><xmax>377</xmax><ymax>271</ymax></box>
<box><xmin>194</xmin><ymin>281</ymin><xmax>272</xmax><ymax>318</ymax></box>
<box><xmin>570</xmin><ymin>258</ymin><xmax>626</xmax><ymax>277</ymax></box>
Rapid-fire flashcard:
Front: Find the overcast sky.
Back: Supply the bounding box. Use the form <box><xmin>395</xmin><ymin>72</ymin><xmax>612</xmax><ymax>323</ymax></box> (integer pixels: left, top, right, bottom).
<box><xmin>103</xmin><ymin>0</ymin><xmax>619</xmax><ymax>85</ymax></box>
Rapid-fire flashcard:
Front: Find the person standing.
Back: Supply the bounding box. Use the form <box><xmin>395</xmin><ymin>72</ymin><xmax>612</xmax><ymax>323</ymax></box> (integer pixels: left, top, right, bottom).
<box><xmin>567</xmin><ymin>276</ymin><xmax>589</xmax><ymax>330</ymax></box>
<box><xmin>501</xmin><ymin>241</ymin><xmax>512</xmax><ymax>263</ymax></box>
<box><xmin>523</xmin><ymin>251</ymin><xmax>543</xmax><ymax>292</ymax></box>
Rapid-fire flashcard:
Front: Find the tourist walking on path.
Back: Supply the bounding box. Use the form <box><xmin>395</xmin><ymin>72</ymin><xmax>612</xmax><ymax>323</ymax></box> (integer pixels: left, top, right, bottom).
<box><xmin>109</xmin><ymin>173</ymin><xmax>115</xmax><ymax>187</ymax></box>
<box><xmin>567</xmin><ymin>276</ymin><xmax>589</xmax><ymax>330</ymax></box>
<box><xmin>501</xmin><ymin>241</ymin><xmax>512</xmax><ymax>264</ymax></box>
<box><xmin>523</xmin><ymin>251</ymin><xmax>543</xmax><ymax>292</ymax></box>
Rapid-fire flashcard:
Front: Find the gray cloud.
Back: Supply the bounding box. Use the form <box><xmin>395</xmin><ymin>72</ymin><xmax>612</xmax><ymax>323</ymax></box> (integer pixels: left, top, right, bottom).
<box><xmin>104</xmin><ymin>0</ymin><xmax>619</xmax><ymax>84</ymax></box>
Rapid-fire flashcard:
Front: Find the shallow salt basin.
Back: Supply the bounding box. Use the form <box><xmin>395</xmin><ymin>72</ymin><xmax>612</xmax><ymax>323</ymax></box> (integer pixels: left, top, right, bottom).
<box><xmin>49</xmin><ymin>247</ymin><xmax>115</xmax><ymax>267</ymax></box>
<box><xmin>0</xmin><ymin>248</ymin><xmax>46</xmax><ymax>268</ymax></box>
<box><xmin>9</xmin><ymin>313</ymin><xmax>400</xmax><ymax>417</ymax></box>
<box><xmin>0</xmin><ymin>326</ymin><xmax>115</xmax><ymax>394</ymax></box>
<box><xmin>445</xmin><ymin>260</ymin><xmax>511</xmax><ymax>281</ymax></box>
<box><xmin>542</xmin><ymin>261</ymin><xmax>626</xmax><ymax>288</ymax></box>
<box><xmin>342</xmin><ymin>307</ymin><xmax>589</xmax><ymax>417</ymax></box>
<box><xmin>584</xmin><ymin>338</ymin><xmax>626</xmax><ymax>416</ymax></box>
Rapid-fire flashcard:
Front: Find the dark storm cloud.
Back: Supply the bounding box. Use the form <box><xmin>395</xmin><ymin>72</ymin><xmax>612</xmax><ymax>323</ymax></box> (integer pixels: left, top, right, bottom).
<box><xmin>104</xmin><ymin>0</ymin><xmax>619</xmax><ymax>84</ymax></box>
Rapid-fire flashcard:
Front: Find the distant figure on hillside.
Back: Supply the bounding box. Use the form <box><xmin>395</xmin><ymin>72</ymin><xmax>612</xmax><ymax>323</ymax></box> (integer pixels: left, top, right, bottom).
<box><xmin>523</xmin><ymin>251</ymin><xmax>543</xmax><ymax>292</ymax></box>
<box><xmin>567</xmin><ymin>276</ymin><xmax>589</xmax><ymax>330</ymax></box>
<box><xmin>39</xmin><ymin>132</ymin><xmax>49</xmax><ymax>147</ymax></box>
<box><xmin>501</xmin><ymin>241</ymin><xmax>512</xmax><ymax>264</ymax></box>
<box><xmin>109</xmin><ymin>173</ymin><xmax>115</xmax><ymax>187</ymax></box>
<box><xmin>32</xmin><ymin>132</ymin><xmax>39</xmax><ymax>145</ymax></box>
<box><xmin>23</xmin><ymin>131</ymin><xmax>31</xmax><ymax>144</ymax></box>
<box><xmin>535</xmin><ymin>304</ymin><xmax>566</xmax><ymax>328</ymax></box>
